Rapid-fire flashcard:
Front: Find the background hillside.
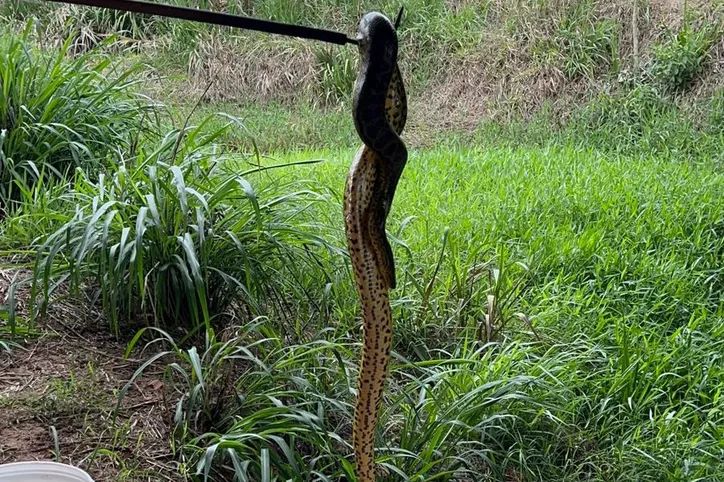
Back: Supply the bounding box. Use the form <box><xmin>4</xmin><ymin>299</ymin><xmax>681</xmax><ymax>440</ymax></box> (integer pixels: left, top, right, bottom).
<box><xmin>3</xmin><ymin>0</ymin><xmax>722</xmax><ymax>154</ymax></box>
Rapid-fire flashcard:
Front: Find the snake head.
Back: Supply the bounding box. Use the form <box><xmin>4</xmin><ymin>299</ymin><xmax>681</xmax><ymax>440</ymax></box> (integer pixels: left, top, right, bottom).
<box><xmin>356</xmin><ymin>12</ymin><xmax>397</xmax><ymax>61</ymax></box>
<box><xmin>353</xmin><ymin>12</ymin><xmax>400</xmax><ymax>149</ymax></box>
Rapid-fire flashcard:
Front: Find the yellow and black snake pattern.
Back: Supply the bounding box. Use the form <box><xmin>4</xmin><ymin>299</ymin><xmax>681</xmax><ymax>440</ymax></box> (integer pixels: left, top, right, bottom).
<box><xmin>344</xmin><ymin>12</ymin><xmax>407</xmax><ymax>482</ymax></box>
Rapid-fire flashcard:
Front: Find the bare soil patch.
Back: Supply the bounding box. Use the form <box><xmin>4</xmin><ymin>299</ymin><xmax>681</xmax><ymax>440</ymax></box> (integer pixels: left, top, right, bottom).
<box><xmin>1</xmin><ymin>267</ymin><xmax>177</xmax><ymax>481</ymax></box>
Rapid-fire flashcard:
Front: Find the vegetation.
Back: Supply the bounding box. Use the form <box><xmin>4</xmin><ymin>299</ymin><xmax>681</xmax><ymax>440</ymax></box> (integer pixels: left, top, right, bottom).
<box><xmin>0</xmin><ymin>24</ymin><xmax>156</xmax><ymax>209</ymax></box>
<box><xmin>1</xmin><ymin>1</ymin><xmax>722</xmax><ymax>482</ymax></box>
<box><xmin>647</xmin><ymin>20</ymin><xmax>720</xmax><ymax>94</ymax></box>
<box><xmin>112</xmin><ymin>145</ymin><xmax>724</xmax><ymax>481</ymax></box>
<box><xmin>25</xmin><ymin>118</ymin><xmax>335</xmax><ymax>335</ymax></box>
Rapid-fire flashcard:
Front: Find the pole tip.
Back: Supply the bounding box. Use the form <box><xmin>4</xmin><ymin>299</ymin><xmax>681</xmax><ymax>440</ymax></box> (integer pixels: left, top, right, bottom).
<box><xmin>394</xmin><ymin>6</ymin><xmax>404</xmax><ymax>29</ymax></box>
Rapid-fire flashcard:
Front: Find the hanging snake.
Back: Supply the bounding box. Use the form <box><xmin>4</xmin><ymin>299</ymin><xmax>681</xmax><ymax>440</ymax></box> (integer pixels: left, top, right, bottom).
<box><xmin>344</xmin><ymin>11</ymin><xmax>407</xmax><ymax>482</ymax></box>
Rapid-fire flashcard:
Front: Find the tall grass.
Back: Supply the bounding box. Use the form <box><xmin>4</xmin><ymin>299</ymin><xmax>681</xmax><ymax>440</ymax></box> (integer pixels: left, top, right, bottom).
<box><xmin>534</xmin><ymin>1</ymin><xmax>619</xmax><ymax>80</ymax></box>
<box><xmin>0</xmin><ymin>23</ymin><xmax>156</xmax><ymax>209</ymax></box>
<box><xmin>25</xmin><ymin>117</ymin><xmax>337</xmax><ymax>335</ymax></box>
<box><xmin>120</xmin><ymin>320</ymin><xmax>564</xmax><ymax>481</ymax></box>
<box><xmin>111</xmin><ymin>144</ymin><xmax>724</xmax><ymax>481</ymax></box>
<box><xmin>4</xmin><ymin>0</ymin><xmax>720</xmax><ymax>160</ymax></box>
<box><xmin>647</xmin><ymin>21</ymin><xmax>721</xmax><ymax>94</ymax></box>
<box><xmin>1</xmin><ymin>2</ymin><xmax>722</xmax><ymax>480</ymax></box>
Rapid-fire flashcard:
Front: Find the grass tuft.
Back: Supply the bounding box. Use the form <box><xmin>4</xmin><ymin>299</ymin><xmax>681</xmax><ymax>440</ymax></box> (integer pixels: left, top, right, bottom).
<box><xmin>0</xmin><ymin>22</ymin><xmax>157</xmax><ymax>209</ymax></box>
<box><xmin>25</xmin><ymin>117</ymin><xmax>335</xmax><ymax>335</ymax></box>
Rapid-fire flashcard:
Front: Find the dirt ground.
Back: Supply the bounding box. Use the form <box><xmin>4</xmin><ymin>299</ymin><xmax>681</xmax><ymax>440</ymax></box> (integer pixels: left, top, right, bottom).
<box><xmin>1</xmin><ymin>267</ymin><xmax>177</xmax><ymax>481</ymax></box>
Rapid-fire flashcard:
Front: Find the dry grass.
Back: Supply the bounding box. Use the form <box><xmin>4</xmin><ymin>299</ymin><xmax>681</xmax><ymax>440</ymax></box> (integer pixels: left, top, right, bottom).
<box><xmin>183</xmin><ymin>34</ymin><xmax>318</xmax><ymax>102</ymax></box>
<box><xmin>137</xmin><ymin>0</ymin><xmax>721</xmax><ymax>134</ymax></box>
<box><xmin>414</xmin><ymin>0</ymin><xmax>722</xmax><ymax>129</ymax></box>
<box><xmin>11</xmin><ymin>0</ymin><xmax>719</xmax><ymax>130</ymax></box>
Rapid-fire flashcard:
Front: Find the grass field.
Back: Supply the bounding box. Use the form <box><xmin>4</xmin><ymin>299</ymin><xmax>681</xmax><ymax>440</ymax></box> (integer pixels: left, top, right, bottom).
<box><xmin>1</xmin><ymin>2</ymin><xmax>723</xmax><ymax>481</ymax></box>
<box><xmin>3</xmin><ymin>142</ymin><xmax>722</xmax><ymax>480</ymax></box>
<box><xmin>270</xmin><ymin>145</ymin><xmax>724</xmax><ymax>481</ymax></box>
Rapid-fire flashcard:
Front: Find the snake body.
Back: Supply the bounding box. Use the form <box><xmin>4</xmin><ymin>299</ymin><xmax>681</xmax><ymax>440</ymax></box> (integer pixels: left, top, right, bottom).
<box><xmin>344</xmin><ymin>12</ymin><xmax>407</xmax><ymax>482</ymax></box>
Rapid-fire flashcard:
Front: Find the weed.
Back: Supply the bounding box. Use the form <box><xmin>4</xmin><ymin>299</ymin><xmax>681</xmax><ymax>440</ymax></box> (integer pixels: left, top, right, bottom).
<box><xmin>0</xmin><ymin>23</ymin><xmax>157</xmax><ymax>209</ymax></box>
<box><xmin>27</xmin><ymin>117</ymin><xmax>335</xmax><ymax>334</ymax></box>
<box><xmin>537</xmin><ymin>2</ymin><xmax>619</xmax><ymax>80</ymax></box>
<box><xmin>647</xmin><ymin>22</ymin><xmax>721</xmax><ymax>94</ymax></box>
<box><xmin>119</xmin><ymin>321</ymin><xmax>563</xmax><ymax>481</ymax></box>
<box><xmin>1</xmin><ymin>2</ymin><xmax>723</xmax><ymax>481</ymax></box>
<box><xmin>0</xmin><ymin>336</ymin><xmax>22</xmax><ymax>353</ymax></box>
<box><xmin>314</xmin><ymin>45</ymin><xmax>357</xmax><ymax>104</ymax></box>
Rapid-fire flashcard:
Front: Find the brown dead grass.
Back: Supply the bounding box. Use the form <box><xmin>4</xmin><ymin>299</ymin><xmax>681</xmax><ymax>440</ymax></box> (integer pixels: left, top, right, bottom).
<box><xmin>149</xmin><ymin>0</ymin><xmax>721</xmax><ymax>140</ymax></box>
<box><xmin>414</xmin><ymin>0</ymin><xmax>722</xmax><ymax>132</ymax></box>
<box><xmin>184</xmin><ymin>35</ymin><xmax>318</xmax><ymax>103</ymax></box>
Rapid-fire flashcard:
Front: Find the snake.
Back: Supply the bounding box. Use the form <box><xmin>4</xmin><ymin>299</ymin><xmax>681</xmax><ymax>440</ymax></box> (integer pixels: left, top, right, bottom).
<box><xmin>344</xmin><ymin>11</ymin><xmax>407</xmax><ymax>482</ymax></box>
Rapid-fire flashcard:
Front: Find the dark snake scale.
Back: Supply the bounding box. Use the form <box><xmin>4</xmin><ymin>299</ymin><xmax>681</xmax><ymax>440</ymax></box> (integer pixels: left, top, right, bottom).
<box><xmin>344</xmin><ymin>12</ymin><xmax>407</xmax><ymax>482</ymax></box>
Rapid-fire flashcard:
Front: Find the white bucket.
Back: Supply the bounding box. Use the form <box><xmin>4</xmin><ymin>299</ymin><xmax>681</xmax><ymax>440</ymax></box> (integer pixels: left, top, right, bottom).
<box><xmin>0</xmin><ymin>462</ymin><xmax>94</xmax><ymax>482</ymax></box>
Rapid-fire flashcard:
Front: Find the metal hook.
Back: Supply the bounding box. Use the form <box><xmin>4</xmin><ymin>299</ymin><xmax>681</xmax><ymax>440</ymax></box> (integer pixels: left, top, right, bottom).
<box><xmin>394</xmin><ymin>6</ymin><xmax>404</xmax><ymax>30</ymax></box>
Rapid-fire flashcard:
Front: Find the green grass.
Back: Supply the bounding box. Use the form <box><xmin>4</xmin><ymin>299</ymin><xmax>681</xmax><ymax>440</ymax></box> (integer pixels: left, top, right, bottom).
<box><xmin>168</xmin><ymin>99</ymin><xmax>358</xmax><ymax>153</ymax></box>
<box><xmin>18</xmin><ymin>116</ymin><xmax>340</xmax><ymax>336</ymax></box>
<box><xmin>0</xmin><ymin>23</ymin><xmax>158</xmax><ymax>210</ymax></box>
<box><xmin>174</xmin><ymin>89</ymin><xmax>724</xmax><ymax>162</ymax></box>
<box><xmin>303</xmin><ymin>145</ymin><xmax>723</xmax><ymax>480</ymax></box>
<box><xmin>112</xmin><ymin>144</ymin><xmax>724</xmax><ymax>481</ymax></box>
<box><xmin>4</xmin><ymin>0</ymin><xmax>721</xmax><ymax>166</ymax></box>
<box><xmin>1</xmin><ymin>7</ymin><xmax>723</xmax><ymax>482</ymax></box>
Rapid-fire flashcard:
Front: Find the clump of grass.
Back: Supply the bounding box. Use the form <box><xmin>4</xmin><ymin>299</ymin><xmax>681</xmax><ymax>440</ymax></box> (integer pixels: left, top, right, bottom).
<box><xmin>534</xmin><ymin>2</ymin><xmax>619</xmax><ymax>80</ymax></box>
<box><xmin>118</xmin><ymin>322</ymin><xmax>357</xmax><ymax>481</ymax></box>
<box><xmin>2</xmin><ymin>0</ymin><xmax>166</xmax><ymax>48</ymax></box>
<box><xmin>0</xmin><ymin>23</ymin><xmax>157</xmax><ymax>209</ymax></box>
<box><xmin>119</xmin><ymin>319</ymin><xmax>563</xmax><ymax>481</ymax></box>
<box><xmin>0</xmin><ymin>173</ymin><xmax>72</xmax><ymax>250</ymax></box>
<box><xmin>0</xmin><ymin>0</ymin><xmax>55</xmax><ymax>22</ymax></box>
<box><xmin>314</xmin><ymin>45</ymin><xmax>357</xmax><ymax>105</ymax></box>
<box><xmin>0</xmin><ymin>310</ymin><xmax>23</xmax><ymax>352</ymax></box>
<box><xmin>27</xmin><ymin>116</ymin><xmax>335</xmax><ymax>335</ymax></box>
<box><xmin>647</xmin><ymin>22</ymin><xmax>721</xmax><ymax>94</ymax></box>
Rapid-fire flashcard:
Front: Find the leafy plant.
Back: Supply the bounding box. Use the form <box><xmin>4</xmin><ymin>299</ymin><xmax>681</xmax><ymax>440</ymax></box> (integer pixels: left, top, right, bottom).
<box><xmin>119</xmin><ymin>317</ymin><xmax>560</xmax><ymax>481</ymax></box>
<box><xmin>537</xmin><ymin>2</ymin><xmax>618</xmax><ymax>80</ymax></box>
<box><xmin>117</xmin><ymin>321</ymin><xmax>356</xmax><ymax>481</ymax></box>
<box><xmin>1</xmin><ymin>305</ymin><xmax>23</xmax><ymax>352</ymax></box>
<box><xmin>314</xmin><ymin>46</ymin><xmax>357</xmax><ymax>105</ymax></box>
<box><xmin>558</xmin><ymin>18</ymin><xmax>617</xmax><ymax>79</ymax></box>
<box><xmin>28</xmin><ymin>117</ymin><xmax>334</xmax><ymax>334</ymax></box>
<box><xmin>475</xmin><ymin>256</ymin><xmax>532</xmax><ymax>343</ymax></box>
<box><xmin>0</xmin><ymin>23</ymin><xmax>156</xmax><ymax>209</ymax></box>
<box><xmin>0</xmin><ymin>171</ymin><xmax>71</xmax><ymax>249</ymax></box>
<box><xmin>648</xmin><ymin>23</ymin><xmax>721</xmax><ymax>94</ymax></box>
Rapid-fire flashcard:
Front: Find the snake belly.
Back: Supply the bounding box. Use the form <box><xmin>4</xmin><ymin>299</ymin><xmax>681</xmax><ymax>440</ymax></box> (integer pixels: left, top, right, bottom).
<box><xmin>344</xmin><ymin>12</ymin><xmax>407</xmax><ymax>482</ymax></box>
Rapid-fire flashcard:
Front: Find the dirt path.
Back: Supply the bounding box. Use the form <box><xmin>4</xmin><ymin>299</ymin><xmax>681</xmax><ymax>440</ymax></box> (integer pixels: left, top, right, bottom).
<box><xmin>1</xmin><ymin>269</ymin><xmax>177</xmax><ymax>481</ymax></box>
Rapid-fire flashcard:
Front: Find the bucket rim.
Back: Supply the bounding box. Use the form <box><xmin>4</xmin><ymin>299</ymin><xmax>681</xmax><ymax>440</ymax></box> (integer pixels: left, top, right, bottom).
<box><xmin>0</xmin><ymin>461</ymin><xmax>94</xmax><ymax>481</ymax></box>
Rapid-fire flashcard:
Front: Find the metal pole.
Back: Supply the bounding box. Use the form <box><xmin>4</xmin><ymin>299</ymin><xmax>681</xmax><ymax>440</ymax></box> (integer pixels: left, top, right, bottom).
<box><xmin>43</xmin><ymin>0</ymin><xmax>358</xmax><ymax>45</ymax></box>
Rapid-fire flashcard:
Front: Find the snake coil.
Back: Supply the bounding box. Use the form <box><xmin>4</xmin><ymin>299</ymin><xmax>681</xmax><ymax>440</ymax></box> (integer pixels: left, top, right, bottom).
<box><xmin>344</xmin><ymin>12</ymin><xmax>407</xmax><ymax>482</ymax></box>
